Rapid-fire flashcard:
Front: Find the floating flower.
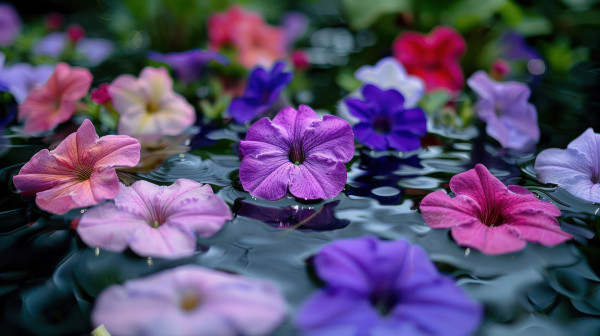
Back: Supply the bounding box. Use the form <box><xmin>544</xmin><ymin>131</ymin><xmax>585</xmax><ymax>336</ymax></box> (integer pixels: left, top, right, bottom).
<box><xmin>354</xmin><ymin>57</ymin><xmax>425</xmax><ymax>108</ymax></box>
<box><xmin>239</xmin><ymin>105</ymin><xmax>354</xmax><ymax>201</ymax></box>
<box><xmin>93</xmin><ymin>265</ymin><xmax>287</xmax><ymax>336</ymax></box>
<box><xmin>32</xmin><ymin>32</ymin><xmax>114</xmax><ymax>66</ymax></box>
<box><xmin>233</xmin><ymin>199</ymin><xmax>349</xmax><ymax>231</ymax></box>
<box><xmin>227</xmin><ymin>61</ymin><xmax>292</xmax><ymax>123</ymax></box>
<box><xmin>0</xmin><ymin>3</ymin><xmax>20</xmax><ymax>47</ymax></box>
<box><xmin>0</xmin><ymin>61</ymin><xmax>54</xmax><ymax>104</ymax></box>
<box><xmin>295</xmin><ymin>236</ymin><xmax>482</xmax><ymax>336</ymax></box>
<box><xmin>18</xmin><ymin>62</ymin><xmax>92</xmax><ymax>133</ymax></box>
<box><xmin>420</xmin><ymin>164</ymin><xmax>572</xmax><ymax>254</ymax></box>
<box><xmin>13</xmin><ymin>119</ymin><xmax>140</xmax><ymax>214</ymax></box>
<box><xmin>109</xmin><ymin>67</ymin><xmax>195</xmax><ymax>137</ymax></box>
<box><xmin>208</xmin><ymin>5</ymin><xmax>286</xmax><ymax>68</ymax></box>
<box><xmin>148</xmin><ymin>49</ymin><xmax>229</xmax><ymax>83</ymax></box>
<box><xmin>344</xmin><ymin>84</ymin><xmax>427</xmax><ymax>152</ymax></box>
<box><xmin>76</xmin><ymin>178</ymin><xmax>231</xmax><ymax>258</ymax></box>
<box><xmin>467</xmin><ymin>70</ymin><xmax>539</xmax><ymax>151</ymax></box>
<box><xmin>392</xmin><ymin>26</ymin><xmax>466</xmax><ymax>94</ymax></box>
<box><xmin>535</xmin><ymin>128</ymin><xmax>600</xmax><ymax>203</ymax></box>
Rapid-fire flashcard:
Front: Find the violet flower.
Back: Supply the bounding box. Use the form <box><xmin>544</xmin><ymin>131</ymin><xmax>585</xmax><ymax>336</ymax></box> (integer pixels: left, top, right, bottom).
<box><xmin>148</xmin><ymin>49</ymin><xmax>229</xmax><ymax>83</ymax></box>
<box><xmin>13</xmin><ymin>119</ymin><xmax>140</xmax><ymax>215</ymax></box>
<box><xmin>33</xmin><ymin>32</ymin><xmax>114</xmax><ymax>66</ymax></box>
<box><xmin>93</xmin><ymin>265</ymin><xmax>287</xmax><ymax>336</ymax></box>
<box><xmin>0</xmin><ymin>61</ymin><xmax>54</xmax><ymax>104</ymax></box>
<box><xmin>344</xmin><ymin>84</ymin><xmax>427</xmax><ymax>152</ymax></box>
<box><xmin>0</xmin><ymin>3</ymin><xmax>20</xmax><ymax>47</ymax></box>
<box><xmin>77</xmin><ymin>178</ymin><xmax>232</xmax><ymax>259</ymax></box>
<box><xmin>233</xmin><ymin>199</ymin><xmax>349</xmax><ymax>231</ymax></box>
<box><xmin>467</xmin><ymin>71</ymin><xmax>539</xmax><ymax>151</ymax></box>
<box><xmin>239</xmin><ymin>105</ymin><xmax>354</xmax><ymax>201</ymax></box>
<box><xmin>295</xmin><ymin>236</ymin><xmax>482</xmax><ymax>336</ymax></box>
<box><xmin>227</xmin><ymin>61</ymin><xmax>292</xmax><ymax>123</ymax></box>
<box><xmin>420</xmin><ymin>164</ymin><xmax>572</xmax><ymax>254</ymax></box>
<box><xmin>535</xmin><ymin>128</ymin><xmax>600</xmax><ymax>203</ymax></box>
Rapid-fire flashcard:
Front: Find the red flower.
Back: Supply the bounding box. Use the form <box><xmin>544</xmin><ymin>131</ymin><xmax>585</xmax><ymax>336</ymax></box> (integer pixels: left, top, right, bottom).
<box><xmin>392</xmin><ymin>26</ymin><xmax>466</xmax><ymax>94</ymax></box>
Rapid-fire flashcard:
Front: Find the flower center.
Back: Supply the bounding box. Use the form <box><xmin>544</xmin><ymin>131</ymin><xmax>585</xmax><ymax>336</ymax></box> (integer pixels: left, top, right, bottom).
<box><xmin>289</xmin><ymin>144</ymin><xmax>305</xmax><ymax>165</ymax></box>
<box><xmin>373</xmin><ymin>115</ymin><xmax>391</xmax><ymax>134</ymax></box>
<box><xmin>493</xmin><ymin>103</ymin><xmax>503</xmax><ymax>117</ymax></box>
<box><xmin>369</xmin><ymin>289</ymin><xmax>398</xmax><ymax>316</ymax></box>
<box><xmin>146</xmin><ymin>101</ymin><xmax>160</xmax><ymax>113</ymax></box>
<box><xmin>74</xmin><ymin>165</ymin><xmax>93</xmax><ymax>181</ymax></box>
<box><xmin>179</xmin><ymin>291</ymin><xmax>202</xmax><ymax>311</ymax></box>
<box><xmin>477</xmin><ymin>204</ymin><xmax>507</xmax><ymax>227</ymax></box>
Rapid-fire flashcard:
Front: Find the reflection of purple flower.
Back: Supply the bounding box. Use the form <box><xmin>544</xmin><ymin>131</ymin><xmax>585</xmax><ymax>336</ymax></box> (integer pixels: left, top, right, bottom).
<box><xmin>233</xmin><ymin>199</ymin><xmax>349</xmax><ymax>231</ymax></box>
<box><xmin>0</xmin><ymin>3</ymin><xmax>20</xmax><ymax>47</ymax></box>
<box><xmin>148</xmin><ymin>49</ymin><xmax>229</xmax><ymax>83</ymax></box>
<box><xmin>344</xmin><ymin>84</ymin><xmax>427</xmax><ymax>152</ymax></box>
<box><xmin>0</xmin><ymin>62</ymin><xmax>54</xmax><ymax>103</ymax></box>
<box><xmin>33</xmin><ymin>32</ymin><xmax>114</xmax><ymax>66</ymax></box>
<box><xmin>239</xmin><ymin>105</ymin><xmax>354</xmax><ymax>201</ymax></box>
<box><xmin>467</xmin><ymin>71</ymin><xmax>539</xmax><ymax>151</ymax></box>
<box><xmin>295</xmin><ymin>237</ymin><xmax>482</xmax><ymax>335</ymax></box>
<box><xmin>93</xmin><ymin>265</ymin><xmax>287</xmax><ymax>336</ymax></box>
<box><xmin>535</xmin><ymin>128</ymin><xmax>600</xmax><ymax>203</ymax></box>
<box><xmin>228</xmin><ymin>61</ymin><xmax>292</xmax><ymax>123</ymax></box>
<box><xmin>501</xmin><ymin>31</ymin><xmax>541</xmax><ymax>61</ymax></box>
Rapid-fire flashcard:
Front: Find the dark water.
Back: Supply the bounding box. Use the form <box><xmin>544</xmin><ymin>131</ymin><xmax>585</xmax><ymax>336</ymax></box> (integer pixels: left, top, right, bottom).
<box><xmin>1</xmin><ymin>126</ymin><xmax>600</xmax><ymax>336</ymax></box>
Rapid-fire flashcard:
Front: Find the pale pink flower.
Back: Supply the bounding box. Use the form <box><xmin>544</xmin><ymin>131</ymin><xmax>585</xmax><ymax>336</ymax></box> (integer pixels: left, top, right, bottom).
<box><xmin>108</xmin><ymin>67</ymin><xmax>195</xmax><ymax>137</ymax></box>
<box><xmin>420</xmin><ymin>164</ymin><xmax>572</xmax><ymax>254</ymax></box>
<box><xmin>93</xmin><ymin>265</ymin><xmax>287</xmax><ymax>336</ymax></box>
<box><xmin>76</xmin><ymin>178</ymin><xmax>232</xmax><ymax>258</ymax></box>
<box><xmin>18</xmin><ymin>62</ymin><xmax>92</xmax><ymax>133</ymax></box>
<box><xmin>13</xmin><ymin>119</ymin><xmax>140</xmax><ymax>214</ymax></box>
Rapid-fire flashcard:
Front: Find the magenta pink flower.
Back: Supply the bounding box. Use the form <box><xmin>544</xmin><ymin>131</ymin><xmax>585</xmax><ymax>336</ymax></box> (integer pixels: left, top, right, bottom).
<box><xmin>13</xmin><ymin>119</ymin><xmax>140</xmax><ymax>215</ymax></box>
<box><xmin>18</xmin><ymin>62</ymin><xmax>92</xmax><ymax>133</ymax></box>
<box><xmin>109</xmin><ymin>67</ymin><xmax>195</xmax><ymax>137</ymax></box>
<box><xmin>420</xmin><ymin>164</ymin><xmax>572</xmax><ymax>254</ymax></box>
<box><xmin>93</xmin><ymin>265</ymin><xmax>287</xmax><ymax>336</ymax></box>
<box><xmin>76</xmin><ymin>178</ymin><xmax>232</xmax><ymax>258</ymax></box>
<box><xmin>91</xmin><ymin>83</ymin><xmax>110</xmax><ymax>104</ymax></box>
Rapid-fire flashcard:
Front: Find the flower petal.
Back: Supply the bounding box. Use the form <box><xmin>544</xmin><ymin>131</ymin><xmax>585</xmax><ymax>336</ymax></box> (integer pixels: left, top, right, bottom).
<box><xmin>450</xmin><ymin>222</ymin><xmax>526</xmax><ymax>254</ymax></box>
<box><xmin>303</xmin><ymin>115</ymin><xmax>354</xmax><ymax>162</ymax></box>
<box><xmin>289</xmin><ymin>156</ymin><xmax>348</xmax><ymax>199</ymax></box>
<box><xmin>77</xmin><ymin>203</ymin><xmax>144</xmax><ymax>252</ymax></box>
<box><xmin>420</xmin><ymin>191</ymin><xmax>480</xmax><ymax>229</ymax></box>
<box><xmin>239</xmin><ymin>152</ymin><xmax>293</xmax><ymax>201</ymax></box>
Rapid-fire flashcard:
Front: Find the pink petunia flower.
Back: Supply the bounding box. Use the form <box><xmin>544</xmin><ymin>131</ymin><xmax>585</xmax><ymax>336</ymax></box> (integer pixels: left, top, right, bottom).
<box><xmin>93</xmin><ymin>265</ymin><xmax>287</xmax><ymax>336</ymax></box>
<box><xmin>76</xmin><ymin>178</ymin><xmax>232</xmax><ymax>258</ymax></box>
<box><xmin>208</xmin><ymin>5</ymin><xmax>286</xmax><ymax>69</ymax></box>
<box><xmin>18</xmin><ymin>62</ymin><xmax>92</xmax><ymax>133</ymax></box>
<box><xmin>13</xmin><ymin>119</ymin><xmax>140</xmax><ymax>215</ymax></box>
<box><xmin>392</xmin><ymin>26</ymin><xmax>466</xmax><ymax>94</ymax></box>
<box><xmin>91</xmin><ymin>83</ymin><xmax>110</xmax><ymax>104</ymax></box>
<box><xmin>420</xmin><ymin>164</ymin><xmax>572</xmax><ymax>254</ymax></box>
<box><xmin>108</xmin><ymin>67</ymin><xmax>196</xmax><ymax>137</ymax></box>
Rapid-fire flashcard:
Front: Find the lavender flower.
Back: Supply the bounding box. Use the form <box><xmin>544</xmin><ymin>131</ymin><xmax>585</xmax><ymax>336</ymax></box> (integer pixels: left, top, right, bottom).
<box><xmin>93</xmin><ymin>265</ymin><xmax>287</xmax><ymax>336</ymax></box>
<box><xmin>295</xmin><ymin>237</ymin><xmax>482</xmax><ymax>336</ymax></box>
<box><xmin>0</xmin><ymin>61</ymin><xmax>54</xmax><ymax>103</ymax></box>
<box><xmin>467</xmin><ymin>71</ymin><xmax>539</xmax><ymax>151</ymax></box>
<box><xmin>148</xmin><ymin>49</ymin><xmax>229</xmax><ymax>83</ymax></box>
<box><xmin>344</xmin><ymin>84</ymin><xmax>427</xmax><ymax>152</ymax></box>
<box><xmin>535</xmin><ymin>128</ymin><xmax>600</xmax><ymax>203</ymax></box>
<box><xmin>33</xmin><ymin>32</ymin><xmax>114</xmax><ymax>66</ymax></box>
<box><xmin>239</xmin><ymin>105</ymin><xmax>354</xmax><ymax>201</ymax></box>
<box><xmin>0</xmin><ymin>3</ymin><xmax>20</xmax><ymax>47</ymax></box>
<box><xmin>228</xmin><ymin>61</ymin><xmax>292</xmax><ymax>123</ymax></box>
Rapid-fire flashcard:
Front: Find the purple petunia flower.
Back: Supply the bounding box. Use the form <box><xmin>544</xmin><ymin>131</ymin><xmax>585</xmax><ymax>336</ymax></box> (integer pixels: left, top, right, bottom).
<box><xmin>239</xmin><ymin>105</ymin><xmax>354</xmax><ymax>201</ymax></box>
<box><xmin>535</xmin><ymin>128</ymin><xmax>600</xmax><ymax>203</ymax></box>
<box><xmin>93</xmin><ymin>265</ymin><xmax>287</xmax><ymax>336</ymax></box>
<box><xmin>33</xmin><ymin>32</ymin><xmax>114</xmax><ymax>66</ymax></box>
<box><xmin>0</xmin><ymin>61</ymin><xmax>54</xmax><ymax>104</ymax></box>
<box><xmin>344</xmin><ymin>84</ymin><xmax>427</xmax><ymax>152</ymax></box>
<box><xmin>420</xmin><ymin>164</ymin><xmax>572</xmax><ymax>254</ymax></box>
<box><xmin>501</xmin><ymin>31</ymin><xmax>541</xmax><ymax>61</ymax></box>
<box><xmin>0</xmin><ymin>3</ymin><xmax>20</xmax><ymax>47</ymax></box>
<box><xmin>467</xmin><ymin>71</ymin><xmax>539</xmax><ymax>151</ymax></box>
<box><xmin>227</xmin><ymin>61</ymin><xmax>292</xmax><ymax>123</ymax></box>
<box><xmin>295</xmin><ymin>236</ymin><xmax>482</xmax><ymax>336</ymax></box>
<box><xmin>148</xmin><ymin>49</ymin><xmax>229</xmax><ymax>83</ymax></box>
<box><xmin>76</xmin><ymin>178</ymin><xmax>232</xmax><ymax>258</ymax></box>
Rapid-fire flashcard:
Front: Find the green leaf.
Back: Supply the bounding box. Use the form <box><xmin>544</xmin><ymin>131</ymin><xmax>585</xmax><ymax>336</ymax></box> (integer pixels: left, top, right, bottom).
<box><xmin>342</xmin><ymin>0</ymin><xmax>410</xmax><ymax>30</ymax></box>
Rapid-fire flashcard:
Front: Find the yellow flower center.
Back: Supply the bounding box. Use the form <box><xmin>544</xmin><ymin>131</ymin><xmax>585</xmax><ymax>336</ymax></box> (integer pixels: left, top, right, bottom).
<box><xmin>179</xmin><ymin>291</ymin><xmax>201</xmax><ymax>311</ymax></box>
<box><xmin>146</xmin><ymin>101</ymin><xmax>160</xmax><ymax>113</ymax></box>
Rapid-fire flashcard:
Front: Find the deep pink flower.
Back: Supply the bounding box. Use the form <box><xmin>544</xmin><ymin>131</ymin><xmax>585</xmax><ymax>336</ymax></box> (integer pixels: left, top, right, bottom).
<box><xmin>392</xmin><ymin>26</ymin><xmax>466</xmax><ymax>94</ymax></box>
<box><xmin>91</xmin><ymin>83</ymin><xmax>110</xmax><ymax>104</ymax></box>
<box><xmin>109</xmin><ymin>67</ymin><xmax>195</xmax><ymax>137</ymax></box>
<box><xmin>420</xmin><ymin>164</ymin><xmax>572</xmax><ymax>254</ymax></box>
<box><xmin>18</xmin><ymin>62</ymin><xmax>92</xmax><ymax>133</ymax></box>
<box><xmin>291</xmin><ymin>50</ymin><xmax>310</xmax><ymax>70</ymax></box>
<box><xmin>13</xmin><ymin>119</ymin><xmax>140</xmax><ymax>214</ymax></box>
<box><xmin>239</xmin><ymin>105</ymin><xmax>354</xmax><ymax>201</ymax></box>
<box><xmin>208</xmin><ymin>5</ymin><xmax>286</xmax><ymax>69</ymax></box>
<box><xmin>66</xmin><ymin>24</ymin><xmax>85</xmax><ymax>44</ymax></box>
<box><xmin>77</xmin><ymin>178</ymin><xmax>232</xmax><ymax>258</ymax></box>
<box><xmin>93</xmin><ymin>265</ymin><xmax>287</xmax><ymax>336</ymax></box>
